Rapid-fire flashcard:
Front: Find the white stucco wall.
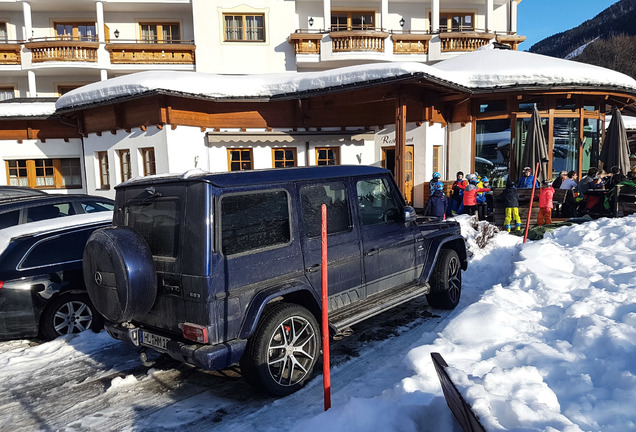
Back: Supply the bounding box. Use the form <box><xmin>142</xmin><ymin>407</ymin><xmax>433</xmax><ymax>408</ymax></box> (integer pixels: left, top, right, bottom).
<box><xmin>165</xmin><ymin>126</ymin><xmax>208</xmax><ymax>172</ymax></box>
<box><xmin>82</xmin><ymin>127</ymin><xmax>168</xmax><ymax>198</ymax></box>
<box><xmin>447</xmin><ymin>121</ymin><xmax>473</xmax><ymax>179</ymax></box>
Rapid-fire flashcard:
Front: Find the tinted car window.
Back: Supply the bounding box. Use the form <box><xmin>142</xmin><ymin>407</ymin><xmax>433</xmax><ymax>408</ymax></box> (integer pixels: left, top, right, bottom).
<box><xmin>300</xmin><ymin>182</ymin><xmax>351</xmax><ymax>238</ymax></box>
<box><xmin>125</xmin><ymin>199</ymin><xmax>180</xmax><ymax>258</ymax></box>
<box><xmin>82</xmin><ymin>200</ymin><xmax>115</xmax><ymax>213</ymax></box>
<box><xmin>20</xmin><ymin>230</ymin><xmax>90</xmax><ymax>268</ymax></box>
<box><xmin>221</xmin><ymin>191</ymin><xmax>290</xmax><ymax>256</ymax></box>
<box><xmin>0</xmin><ymin>210</ymin><xmax>20</xmax><ymax>229</ymax></box>
<box><xmin>356</xmin><ymin>178</ymin><xmax>401</xmax><ymax>225</ymax></box>
<box><xmin>26</xmin><ymin>204</ymin><xmax>64</xmax><ymax>222</ymax></box>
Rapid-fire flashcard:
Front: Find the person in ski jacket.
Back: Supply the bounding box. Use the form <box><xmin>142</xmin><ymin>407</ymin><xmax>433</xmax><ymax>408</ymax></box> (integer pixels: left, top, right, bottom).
<box><xmin>449</xmin><ymin>171</ymin><xmax>466</xmax><ymax>215</ymax></box>
<box><xmin>429</xmin><ymin>172</ymin><xmax>442</xmax><ymax>195</ymax></box>
<box><xmin>501</xmin><ymin>179</ymin><xmax>521</xmax><ymax>231</ymax></box>
<box><xmin>536</xmin><ymin>180</ymin><xmax>555</xmax><ymax>226</ymax></box>
<box><xmin>463</xmin><ymin>174</ymin><xmax>491</xmax><ymax>218</ymax></box>
<box><xmin>424</xmin><ymin>181</ymin><xmax>448</xmax><ymax>219</ymax></box>
<box><xmin>517</xmin><ymin>166</ymin><xmax>539</xmax><ymax>189</ymax></box>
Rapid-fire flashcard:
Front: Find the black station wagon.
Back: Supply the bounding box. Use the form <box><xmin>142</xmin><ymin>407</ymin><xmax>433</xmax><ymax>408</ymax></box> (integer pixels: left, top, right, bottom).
<box><xmin>0</xmin><ymin>213</ymin><xmax>112</xmax><ymax>340</ymax></box>
<box><xmin>83</xmin><ymin>166</ymin><xmax>467</xmax><ymax>396</ymax></box>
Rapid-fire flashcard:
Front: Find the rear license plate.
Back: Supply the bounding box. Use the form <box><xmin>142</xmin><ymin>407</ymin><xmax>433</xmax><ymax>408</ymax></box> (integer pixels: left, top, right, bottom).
<box><xmin>139</xmin><ymin>330</ymin><xmax>170</xmax><ymax>351</ymax></box>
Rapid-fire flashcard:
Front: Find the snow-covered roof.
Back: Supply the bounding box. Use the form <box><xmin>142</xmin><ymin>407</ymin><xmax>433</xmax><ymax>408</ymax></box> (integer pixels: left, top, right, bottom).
<box><xmin>434</xmin><ymin>47</ymin><xmax>636</xmax><ymax>92</ymax></box>
<box><xmin>55</xmin><ymin>62</ymin><xmax>464</xmax><ymax>111</ymax></box>
<box><xmin>0</xmin><ymin>101</ymin><xmax>57</xmax><ymax>118</ymax></box>
<box><xmin>45</xmin><ymin>49</ymin><xmax>636</xmax><ymax>113</ymax></box>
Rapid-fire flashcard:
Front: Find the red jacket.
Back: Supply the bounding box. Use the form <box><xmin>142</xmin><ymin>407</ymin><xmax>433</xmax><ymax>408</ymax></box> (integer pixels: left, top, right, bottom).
<box><xmin>539</xmin><ymin>187</ymin><xmax>555</xmax><ymax>209</ymax></box>
<box><xmin>463</xmin><ymin>185</ymin><xmax>491</xmax><ymax>206</ymax></box>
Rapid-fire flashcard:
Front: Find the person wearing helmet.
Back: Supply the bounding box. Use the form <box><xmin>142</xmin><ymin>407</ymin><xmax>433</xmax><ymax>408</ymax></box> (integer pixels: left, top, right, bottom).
<box><xmin>537</xmin><ymin>179</ymin><xmax>555</xmax><ymax>226</ymax></box>
<box><xmin>501</xmin><ymin>179</ymin><xmax>521</xmax><ymax>231</ymax></box>
<box><xmin>429</xmin><ymin>172</ymin><xmax>442</xmax><ymax>196</ymax></box>
<box><xmin>517</xmin><ymin>166</ymin><xmax>539</xmax><ymax>189</ymax></box>
<box><xmin>424</xmin><ymin>181</ymin><xmax>448</xmax><ymax>219</ymax></box>
<box><xmin>449</xmin><ymin>171</ymin><xmax>467</xmax><ymax>216</ymax></box>
<box><xmin>462</xmin><ymin>174</ymin><xmax>491</xmax><ymax>219</ymax></box>
<box><xmin>476</xmin><ymin>176</ymin><xmax>490</xmax><ymax>220</ymax></box>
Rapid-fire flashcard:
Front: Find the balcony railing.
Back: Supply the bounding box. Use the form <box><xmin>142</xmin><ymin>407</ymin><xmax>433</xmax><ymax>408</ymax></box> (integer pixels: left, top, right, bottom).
<box><xmin>105</xmin><ymin>40</ymin><xmax>195</xmax><ymax>64</ymax></box>
<box><xmin>495</xmin><ymin>34</ymin><xmax>526</xmax><ymax>50</ymax></box>
<box><xmin>439</xmin><ymin>32</ymin><xmax>495</xmax><ymax>52</ymax></box>
<box><xmin>330</xmin><ymin>30</ymin><xmax>389</xmax><ymax>53</ymax></box>
<box><xmin>0</xmin><ymin>42</ymin><xmax>22</xmax><ymax>65</ymax></box>
<box><xmin>288</xmin><ymin>32</ymin><xmax>322</xmax><ymax>55</ymax></box>
<box><xmin>26</xmin><ymin>37</ymin><xmax>99</xmax><ymax>63</ymax></box>
<box><xmin>391</xmin><ymin>33</ymin><xmax>432</xmax><ymax>55</ymax></box>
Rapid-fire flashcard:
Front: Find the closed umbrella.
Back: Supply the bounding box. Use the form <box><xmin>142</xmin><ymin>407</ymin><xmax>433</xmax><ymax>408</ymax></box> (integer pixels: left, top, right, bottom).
<box><xmin>520</xmin><ymin>105</ymin><xmax>549</xmax><ymax>182</ymax></box>
<box><xmin>600</xmin><ymin>106</ymin><xmax>631</xmax><ymax>176</ymax></box>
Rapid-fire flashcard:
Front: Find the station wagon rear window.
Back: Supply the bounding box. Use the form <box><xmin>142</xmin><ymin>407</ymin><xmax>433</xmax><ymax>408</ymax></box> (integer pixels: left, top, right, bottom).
<box><xmin>221</xmin><ymin>190</ymin><xmax>290</xmax><ymax>256</ymax></box>
<box><xmin>125</xmin><ymin>199</ymin><xmax>181</xmax><ymax>258</ymax></box>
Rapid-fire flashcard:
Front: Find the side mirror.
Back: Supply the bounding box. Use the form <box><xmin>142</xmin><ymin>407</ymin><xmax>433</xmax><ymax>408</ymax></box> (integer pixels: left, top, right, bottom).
<box><xmin>404</xmin><ymin>206</ymin><xmax>416</xmax><ymax>224</ymax></box>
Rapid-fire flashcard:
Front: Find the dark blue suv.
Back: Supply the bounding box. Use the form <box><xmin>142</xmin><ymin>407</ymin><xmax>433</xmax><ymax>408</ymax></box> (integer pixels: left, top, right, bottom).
<box><xmin>83</xmin><ymin>166</ymin><xmax>467</xmax><ymax>396</ymax></box>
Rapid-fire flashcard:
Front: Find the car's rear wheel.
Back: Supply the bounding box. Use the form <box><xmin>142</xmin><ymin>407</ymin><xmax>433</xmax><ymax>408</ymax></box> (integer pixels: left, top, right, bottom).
<box><xmin>240</xmin><ymin>303</ymin><xmax>321</xmax><ymax>396</ymax></box>
<box><xmin>40</xmin><ymin>293</ymin><xmax>102</xmax><ymax>340</ymax></box>
<box><xmin>426</xmin><ymin>248</ymin><xmax>462</xmax><ymax>309</ymax></box>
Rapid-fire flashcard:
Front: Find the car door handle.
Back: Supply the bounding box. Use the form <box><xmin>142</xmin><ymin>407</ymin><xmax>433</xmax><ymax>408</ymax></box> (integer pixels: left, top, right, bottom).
<box><xmin>364</xmin><ymin>248</ymin><xmax>379</xmax><ymax>256</ymax></box>
<box><xmin>306</xmin><ymin>264</ymin><xmax>320</xmax><ymax>273</ymax></box>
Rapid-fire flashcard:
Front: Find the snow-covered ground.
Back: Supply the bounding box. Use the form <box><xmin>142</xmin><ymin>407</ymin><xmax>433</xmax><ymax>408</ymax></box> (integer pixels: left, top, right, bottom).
<box><xmin>1</xmin><ymin>215</ymin><xmax>635</xmax><ymax>431</ymax></box>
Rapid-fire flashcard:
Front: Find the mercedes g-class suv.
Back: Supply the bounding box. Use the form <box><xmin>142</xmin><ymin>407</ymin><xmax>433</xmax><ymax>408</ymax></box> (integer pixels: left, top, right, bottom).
<box><xmin>83</xmin><ymin>166</ymin><xmax>466</xmax><ymax>396</ymax></box>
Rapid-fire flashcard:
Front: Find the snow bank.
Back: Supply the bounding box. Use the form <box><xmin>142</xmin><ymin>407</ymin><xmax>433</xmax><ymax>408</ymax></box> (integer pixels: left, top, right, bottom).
<box><xmin>294</xmin><ymin>215</ymin><xmax>636</xmax><ymax>432</ymax></box>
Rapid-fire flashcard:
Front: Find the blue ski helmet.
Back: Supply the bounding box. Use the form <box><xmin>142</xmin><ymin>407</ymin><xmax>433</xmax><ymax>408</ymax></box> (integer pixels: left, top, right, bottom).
<box><xmin>434</xmin><ymin>181</ymin><xmax>444</xmax><ymax>191</ymax></box>
<box><xmin>432</xmin><ymin>172</ymin><xmax>441</xmax><ymax>179</ymax></box>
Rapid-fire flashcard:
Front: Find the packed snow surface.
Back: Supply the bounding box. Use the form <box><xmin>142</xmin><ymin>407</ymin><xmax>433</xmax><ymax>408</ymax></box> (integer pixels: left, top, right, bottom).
<box><xmin>1</xmin><ymin>215</ymin><xmax>635</xmax><ymax>431</ymax></box>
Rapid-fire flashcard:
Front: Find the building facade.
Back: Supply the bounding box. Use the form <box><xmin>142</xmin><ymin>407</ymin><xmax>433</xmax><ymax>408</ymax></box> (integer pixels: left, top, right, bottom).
<box><xmin>4</xmin><ymin>0</ymin><xmax>636</xmax><ymax>210</ymax></box>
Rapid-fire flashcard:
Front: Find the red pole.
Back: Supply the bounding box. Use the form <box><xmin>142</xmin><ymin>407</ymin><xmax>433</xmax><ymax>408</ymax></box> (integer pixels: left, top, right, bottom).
<box><xmin>321</xmin><ymin>204</ymin><xmax>331</xmax><ymax>411</ymax></box>
<box><xmin>523</xmin><ymin>162</ymin><xmax>540</xmax><ymax>243</ymax></box>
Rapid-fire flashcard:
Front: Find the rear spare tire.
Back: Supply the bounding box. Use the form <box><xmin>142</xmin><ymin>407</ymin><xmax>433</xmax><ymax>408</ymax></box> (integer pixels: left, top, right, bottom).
<box><xmin>83</xmin><ymin>226</ymin><xmax>156</xmax><ymax>322</ymax></box>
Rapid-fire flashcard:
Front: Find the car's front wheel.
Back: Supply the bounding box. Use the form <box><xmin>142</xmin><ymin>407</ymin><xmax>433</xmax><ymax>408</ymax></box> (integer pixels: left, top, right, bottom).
<box><xmin>40</xmin><ymin>293</ymin><xmax>102</xmax><ymax>340</ymax></box>
<box><xmin>240</xmin><ymin>303</ymin><xmax>321</xmax><ymax>396</ymax></box>
<box><xmin>426</xmin><ymin>248</ymin><xmax>462</xmax><ymax>309</ymax></box>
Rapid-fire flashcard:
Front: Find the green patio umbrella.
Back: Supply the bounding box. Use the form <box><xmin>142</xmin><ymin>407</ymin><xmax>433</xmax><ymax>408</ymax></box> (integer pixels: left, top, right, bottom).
<box><xmin>600</xmin><ymin>106</ymin><xmax>631</xmax><ymax>176</ymax></box>
<box><xmin>520</xmin><ymin>105</ymin><xmax>549</xmax><ymax>182</ymax></box>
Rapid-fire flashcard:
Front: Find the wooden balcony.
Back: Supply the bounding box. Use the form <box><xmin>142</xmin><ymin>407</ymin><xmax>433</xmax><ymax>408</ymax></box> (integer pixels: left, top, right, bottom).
<box><xmin>391</xmin><ymin>33</ymin><xmax>432</xmax><ymax>55</ymax></box>
<box><xmin>496</xmin><ymin>34</ymin><xmax>526</xmax><ymax>51</ymax></box>
<box><xmin>105</xmin><ymin>41</ymin><xmax>195</xmax><ymax>64</ymax></box>
<box><xmin>26</xmin><ymin>38</ymin><xmax>99</xmax><ymax>63</ymax></box>
<box><xmin>288</xmin><ymin>32</ymin><xmax>322</xmax><ymax>55</ymax></box>
<box><xmin>330</xmin><ymin>31</ymin><xmax>388</xmax><ymax>53</ymax></box>
<box><xmin>439</xmin><ymin>32</ymin><xmax>495</xmax><ymax>52</ymax></box>
<box><xmin>0</xmin><ymin>43</ymin><xmax>22</xmax><ymax>65</ymax></box>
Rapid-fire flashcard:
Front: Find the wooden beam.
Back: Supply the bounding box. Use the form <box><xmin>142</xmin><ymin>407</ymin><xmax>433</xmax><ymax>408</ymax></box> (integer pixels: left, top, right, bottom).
<box><xmin>395</xmin><ymin>96</ymin><xmax>407</xmax><ymax>195</ymax></box>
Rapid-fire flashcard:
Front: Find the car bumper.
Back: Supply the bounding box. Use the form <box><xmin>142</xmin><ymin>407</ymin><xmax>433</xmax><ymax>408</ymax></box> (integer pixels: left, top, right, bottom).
<box><xmin>104</xmin><ymin>322</ymin><xmax>247</xmax><ymax>371</ymax></box>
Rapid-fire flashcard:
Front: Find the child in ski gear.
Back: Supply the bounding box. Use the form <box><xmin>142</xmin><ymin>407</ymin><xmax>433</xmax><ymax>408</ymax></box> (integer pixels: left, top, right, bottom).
<box><xmin>476</xmin><ymin>176</ymin><xmax>490</xmax><ymax>221</ymax></box>
<box><xmin>462</xmin><ymin>174</ymin><xmax>491</xmax><ymax>218</ymax></box>
<box><xmin>501</xmin><ymin>179</ymin><xmax>521</xmax><ymax>231</ymax></box>
<box><xmin>517</xmin><ymin>166</ymin><xmax>539</xmax><ymax>189</ymax></box>
<box><xmin>536</xmin><ymin>180</ymin><xmax>555</xmax><ymax>226</ymax></box>
<box><xmin>429</xmin><ymin>172</ymin><xmax>442</xmax><ymax>195</ymax></box>
<box><xmin>424</xmin><ymin>181</ymin><xmax>448</xmax><ymax>219</ymax></box>
<box><xmin>449</xmin><ymin>171</ymin><xmax>466</xmax><ymax>215</ymax></box>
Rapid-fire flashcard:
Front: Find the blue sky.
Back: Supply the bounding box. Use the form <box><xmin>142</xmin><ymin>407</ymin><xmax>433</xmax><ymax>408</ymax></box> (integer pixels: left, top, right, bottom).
<box><xmin>517</xmin><ymin>0</ymin><xmax>619</xmax><ymax>50</ymax></box>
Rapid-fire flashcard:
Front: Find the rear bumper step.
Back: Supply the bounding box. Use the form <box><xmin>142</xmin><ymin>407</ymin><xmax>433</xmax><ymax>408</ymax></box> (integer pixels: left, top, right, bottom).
<box><xmin>105</xmin><ymin>322</ymin><xmax>247</xmax><ymax>371</ymax></box>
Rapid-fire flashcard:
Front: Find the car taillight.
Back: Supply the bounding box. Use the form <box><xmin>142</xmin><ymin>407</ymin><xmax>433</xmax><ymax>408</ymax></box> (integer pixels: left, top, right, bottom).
<box><xmin>182</xmin><ymin>322</ymin><xmax>208</xmax><ymax>343</ymax></box>
<box><xmin>0</xmin><ymin>281</ymin><xmax>3</xmax><ymax>289</ymax></box>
